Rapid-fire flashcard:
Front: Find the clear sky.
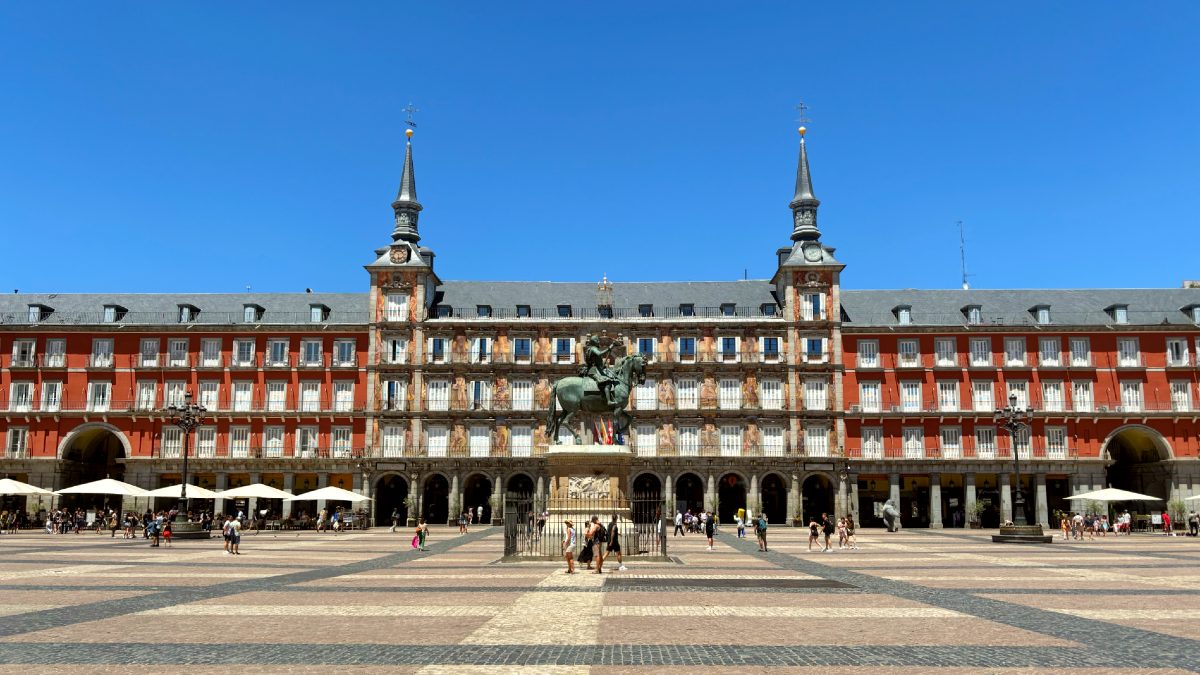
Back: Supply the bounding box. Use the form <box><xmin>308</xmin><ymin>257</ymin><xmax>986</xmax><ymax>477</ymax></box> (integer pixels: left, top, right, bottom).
<box><xmin>1</xmin><ymin>3</ymin><xmax>1197</xmax><ymax>293</ymax></box>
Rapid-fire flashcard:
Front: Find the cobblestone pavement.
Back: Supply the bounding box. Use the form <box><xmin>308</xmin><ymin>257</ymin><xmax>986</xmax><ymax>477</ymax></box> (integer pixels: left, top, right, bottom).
<box><xmin>0</xmin><ymin>525</ymin><xmax>1198</xmax><ymax>672</ymax></box>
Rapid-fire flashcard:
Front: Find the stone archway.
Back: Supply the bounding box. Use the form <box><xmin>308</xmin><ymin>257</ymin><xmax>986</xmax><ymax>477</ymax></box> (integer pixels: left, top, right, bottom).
<box><xmin>374</xmin><ymin>474</ymin><xmax>409</xmax><ymax>526</ymax></box>
<box><xmin>717</xmin><ymin>472</ymin><xmax>746</xmax><ymax>523</ymax></box>
<box><xmin>423</xmin><ymin>474</ymin><xmax>450</xmax><ymax>524</ymax></box>
<box><xmin>632</xmin><ymin>472</ymin><xmax>662</xmax><ymax>498</ymax></box>
<box><xmin>58</xmin><ymin>424</ymin><xmax>128</xmax><ymax>508</ymax></box>
<box><xmin>674</xmin><ymin>473</ymin><xmax>704</xmax><ymax>514</ymax></box>
<box><xmin>1103</xmin><ymin>425</ymin><xmax>1173</xmax><ymax>500</ymax></box>
<box><xmin>506</xmin><ymin>473</ymin><xmax>534</xmax><ymax>495</ymax></box>
<box><xmin>760</xmin><ymin>473</ymin><xmax>788</xmax><ymax>524</ymax></box>
<box><xmin>801</xmin><ymin>473</ymin><xmax>834</xmax><ymax>524</ymax></box>
<box><xmin>462</xmin><ymin>474</ymin><xmax>493</xmax><ymax>523</ymax></box>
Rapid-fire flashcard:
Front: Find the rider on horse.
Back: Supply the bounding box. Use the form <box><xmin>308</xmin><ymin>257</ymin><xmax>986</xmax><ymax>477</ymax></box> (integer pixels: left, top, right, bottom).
<box><xmin>581</xmin><ymin>335</ymin><xmax>619</xmax><ymax>406</ymax></box>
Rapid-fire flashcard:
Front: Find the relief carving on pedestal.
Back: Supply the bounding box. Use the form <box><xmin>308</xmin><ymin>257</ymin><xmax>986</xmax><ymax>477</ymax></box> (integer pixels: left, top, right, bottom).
<box><xmin>568</xmin><ymin>475</ymin><xmax>611</xmax><ymax>500</ymax></box>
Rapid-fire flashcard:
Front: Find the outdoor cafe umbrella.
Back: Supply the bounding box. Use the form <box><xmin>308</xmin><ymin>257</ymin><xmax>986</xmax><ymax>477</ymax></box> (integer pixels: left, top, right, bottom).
<box><xmin>285</xmin><ymin>486</ymin><xmax>371</xmax><ymax>503</ymax></box>
<box><xmin>145</xmin><ymin>483</ymin><xmax>220</xmax><ymax>500</ymax></box>
<box><xmin>1065</xmin><ymin>488</ymin><xmax>1162</xmax><ymax>503</ymax></box>
<box><xmin>55</xmin><ymin>478</ymin><xmax>151</xmax><ymax>497</ymax></box>
<box><xmin>0</xmin><ymin>477</ymin><xmax>53</xmax><ymax>496</ymax></box>
<box><xmin>1184</xmin><ymin>495</ymin><xmax>1200</xmax><ymax>502</ymax></box>
<box><xmin>213</xmin><ymin>483</ymin><xmax>294</xmax><ymax>500</ymax></box>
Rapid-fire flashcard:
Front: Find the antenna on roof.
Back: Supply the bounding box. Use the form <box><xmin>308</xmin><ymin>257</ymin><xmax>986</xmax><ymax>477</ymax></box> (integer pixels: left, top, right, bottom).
<box><xmin>958</xmin><ymin>220</ymin><xmax>973</xmax><ymax>290</ymax></box>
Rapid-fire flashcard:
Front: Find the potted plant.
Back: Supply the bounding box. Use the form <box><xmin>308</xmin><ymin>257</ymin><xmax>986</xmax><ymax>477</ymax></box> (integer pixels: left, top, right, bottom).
<box><xmin>967</xmin><ymin>500</ymin><xmax>987</xmax><ymax>529</ymax></box>
<box><xmin>404</xmin><ymin>494</ymin><xmax>417</xmax><ymax>527</ymax></box>
<box><xmin>1168</xmin><ymin>498</ymin><xmax>1187</xmax><ymax>533</ymax></box>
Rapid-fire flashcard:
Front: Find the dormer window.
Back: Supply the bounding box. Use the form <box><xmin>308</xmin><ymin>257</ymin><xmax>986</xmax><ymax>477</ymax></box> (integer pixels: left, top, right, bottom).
<box><xmin>894</xmin><ymin>305</ymin><xmax>912</xmax><ymax>326</ymax></box>
<box><xmin>597</xmin><ymin>305</ymin><xmax>613</xmax><ymax>319</ymax></box>
<box><xmin>435</xmin><ymin>305</ymin><xmax>452</xmax><ymax>318</ymax></box>
<box><xmin>309</xmin><ymin>304</ymin><xmax>330</xmax><ymax>323</ymax></box>
<box><xmin>477</xmin><ymin>305</ymin><xmax>492</xmax><ymax>318</ymax></box>
<box><xmin>557</xmin><ymin>305</ymin><xmax>572</xmax><ymax>318</ymax></box>
<box><xmin>516</xmin><ymin>305</ymin><xmax>531</xmax><ymax>318</ymax></box>
<box><xmin>720</xmin><ymin>303</ymin><xmax>736</xmax><ymax>317</ymax></box>
<box><xmin>1185</xmin><ymin>305</ymin><xmax>1200</xmax><ymax>324</ymax></box>
<box><xmin>760</xmin><ymin>303</ymin><xmax>777</xmax><ymax>317</ymax></box>
<box><xmin>1032</xmin><ymin>305</ymin><xmax>1051</xmax><ymax>325</ymax></box>
<box><xmin>679</xmin><ymin>303</ymin><xmax>695</xmax><ymax>317</ymax></box>
<box><xmin>178</xmin><ymin>304</ymin><xmax>199</xmax><ymax>323</ymax></box>
<box><xmin>102</xmin><ymin>305</ymin><xmax>127</xmax><ymax>323</ymax></box>
<box><xmin>964</xmin><ymin>305</ymin><xmax>982</xmax><ymax>326</ymax></box>
<box><xmin>638</xmin><ymin>304</ymin><xmax>653</xmax><ymax>318</ymax></box>
<box><xmin>27</xmin><ymin>304</ymin><xmax>52</xmax><ymax>323</ymax></box>
<box><xmin>1107</xmin><ymin>304</ymin><xmax>1129</xmax><ymax>325</ymax></box>
<box><xmin>243</xmin><ymin>304</ymin><xmax>264</xmax><ymax>322</ymax></box>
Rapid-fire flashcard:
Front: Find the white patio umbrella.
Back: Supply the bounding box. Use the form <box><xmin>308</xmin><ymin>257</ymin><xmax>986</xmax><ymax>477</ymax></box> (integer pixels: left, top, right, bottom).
<box><xmin>1183</xmin><ymin>495</ymin><xmax>1200</xmax><ymax>502</ymax></box>
<box><xmin>285</xmin><ymin>486</ymin><xmax>371</xmax><ymax>502</ymax></box>
<box><xmin>1065</xmin><ymin>488</ymin><xmax>1162</xmax><ymax>502</ymax></box>
<box><xmin>0</xmin><ymin>477</ymin><xmax>53</xmax><ymax>496</ymax></box>
<box><xmin>213</xmin><ymin>483</ymin><xmax>294</xmax><ymax>500</ymax></box>
<box><xmin>145</xmin><ymin>483</ymin><xmax>220</xmax><ymax>499</ymax></box>
<box><xmin>56</xmin><ymin>478</ymin><xmax>151</xmax><ymax>497</ymax></box>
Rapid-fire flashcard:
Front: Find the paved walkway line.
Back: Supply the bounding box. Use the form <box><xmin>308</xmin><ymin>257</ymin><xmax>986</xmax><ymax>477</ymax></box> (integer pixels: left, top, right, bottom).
<box><xmin>0</xmin><ymin>528</ymin><xmax>498</xmax><ymax>639</ymax></box>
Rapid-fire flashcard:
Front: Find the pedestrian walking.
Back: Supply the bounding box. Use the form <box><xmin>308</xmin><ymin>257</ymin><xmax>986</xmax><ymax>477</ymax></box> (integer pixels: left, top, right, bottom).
<box><xmin>845</xmin><ymin>513</ymin><xmax>857</xmax><ymax>550</ymax></box>
<box><xmin>228</xmin><ymin>515</ymin><xmax>242</xmax><ymax>555</ymax></box>
<box><xmin>673</xmin><ymin>510</ymin><xmax>684</xmax><ymax>537</ymax></box>
<box><xmin>704</xmin><ymin>510</ymin><xmax>715</xmax><ymax>550</ymax></box>
<box><xmin>1162</xmin><ymin>511</ymin><xmax>1173</xmax><ymax>536</ymax></box>
<box><xmin>821</xmin><ymin>513</ymin><xmax>835</xmax><ymax>552</ymax></box>
<box><xmin>605</xmin><ymin>514</ymin><xmax>626</xmax><ymax>571</ymax></box>
<box><xmin>222</xmin><ymin>515</ymin><xmax>233</xmax><ymax>554</ymax></box>
<box><xmin>477</xmin><ymin>505</ymin><xmax>484</xmax><ymax>525</ymax></box>
<box><xmin>562</xmin><ymin>519</ymin><xmax>576</xmax><ymax>574</ymax></box>
<box><xmin>417</xmin><ymin>518</ymin><xmax>428</xmax><ymax>550</ymax></box>
<box><xmin>589</xmin><ymin>516</ymin><xmax>607</xmax><ymax>574</ymax></box>
<box><xmin>756</xmin><ymin>513</ymin><xmax>768</xmax><ymax>552</ymax></box>
<box><xmin>735</xmin><ymin>514</ymin><xmax>745</xmax><ymax>539</ymax></box>
<box><xmin>837</xmin><ymin>517</ymin><xmax>848</xmax><ymax>549</ymax></box>
<box><xmin>808</xmin><ymin>518</ymin><xmax>820</xmax><ymax>551</ymax></box>
<box><xmin>1188</xmin><ymin>511</ymin><xmax>1199</xmax><ymax>537</ymax></box>
<box><xmin>391</xmin><ymin>507</ymin><xmax>401</xmax><ymax>533</ymax></box>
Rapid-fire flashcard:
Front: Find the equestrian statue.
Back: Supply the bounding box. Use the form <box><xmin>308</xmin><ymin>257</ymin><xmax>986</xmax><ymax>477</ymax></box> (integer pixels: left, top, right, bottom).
<box><xmin>546</xmin><ymin>333</ymin><xmax>649</xmax><ymax>445</ymax></box>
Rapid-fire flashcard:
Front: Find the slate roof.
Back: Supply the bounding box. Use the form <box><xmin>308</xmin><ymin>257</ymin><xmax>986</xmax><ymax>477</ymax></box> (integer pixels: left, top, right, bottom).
<box><xmin>2</xmin><ymin>286</ymin><xmax>1198</xmax><ymax>327</ymax></box>
<box><xmin>0</xmin><ymin>293</ymin><xmax>367</xmax><ymax>326</ymax></box>
<box><xmin>840</xmin><ymin>289</ymin><xmax>1200</xmax><ymax>328</ymax></box>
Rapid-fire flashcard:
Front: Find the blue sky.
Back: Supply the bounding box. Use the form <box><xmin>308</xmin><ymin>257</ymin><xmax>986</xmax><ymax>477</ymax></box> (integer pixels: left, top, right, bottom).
<box><xmin>1</xmin><ymin>3</ymin><xmax>1197</xmax><ymax>293</ymax></box>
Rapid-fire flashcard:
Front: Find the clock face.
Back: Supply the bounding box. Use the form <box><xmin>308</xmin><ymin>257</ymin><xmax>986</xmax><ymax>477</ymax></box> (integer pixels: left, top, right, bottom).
<box><xmin>803</xmin><ymin>245</ymin><xmax>822</xmax><ymax>262</ymax></box>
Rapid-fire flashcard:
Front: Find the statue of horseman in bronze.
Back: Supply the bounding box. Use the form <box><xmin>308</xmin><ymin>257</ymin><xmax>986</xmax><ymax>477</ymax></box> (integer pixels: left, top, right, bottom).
<box><xmin>547</xmin><ymin>333</ymin><xmax>649</xmax><ymax>445</ymax></box>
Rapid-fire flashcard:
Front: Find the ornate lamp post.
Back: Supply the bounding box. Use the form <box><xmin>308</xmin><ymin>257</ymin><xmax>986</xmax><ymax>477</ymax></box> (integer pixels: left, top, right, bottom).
<box><xmin>165</xmin><ymin>391</ymin><xmax>206</xmax><ymax>521</ymax></box>
<box><xmin>994</xmin><ymin>393</ymin><xmax>1033</xmax><ymax>527</ymax></box>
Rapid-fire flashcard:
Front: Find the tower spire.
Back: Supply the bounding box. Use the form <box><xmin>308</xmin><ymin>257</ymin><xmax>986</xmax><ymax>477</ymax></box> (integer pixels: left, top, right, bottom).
<box><xmin>391</xmin><ymin>128</ymin><xmax>423</xmax><ymax>243</ymax></box>
<box><xmin>789</xmin><ymin>126</ymin><xmax>820</xmax><ymax>241</ymax></box>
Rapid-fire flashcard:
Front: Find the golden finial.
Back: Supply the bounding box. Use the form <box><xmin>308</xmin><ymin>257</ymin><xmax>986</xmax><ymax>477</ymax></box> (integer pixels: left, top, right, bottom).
<box><xmin>798</xmin><ymin>126</ymin><xmax>807</xmax><ymax>137</ymax></box>
<box><xmin>405</xmin><ymin>128</ymin><xmax>414</xmax><ymax>139</ymax></box>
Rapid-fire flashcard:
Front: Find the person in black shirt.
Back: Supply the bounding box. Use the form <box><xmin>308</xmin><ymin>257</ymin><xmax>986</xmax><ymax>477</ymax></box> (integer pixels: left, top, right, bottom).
<box><xmin>821</xmin><ymin>513</ymin><xmax>835</xmax><ymax>552</ymax></box>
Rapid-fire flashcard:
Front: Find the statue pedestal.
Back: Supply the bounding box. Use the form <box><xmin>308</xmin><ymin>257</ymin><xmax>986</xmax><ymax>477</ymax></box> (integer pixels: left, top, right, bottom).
<box><xmin>546</xmin><ymin>444</ymin><xmax>632</xmax><ymax>520</ymax></box>
<box><xmin>992</xmin><ymin>524</ymin><xmax>1053</xmax><ymax>544</ymax></box>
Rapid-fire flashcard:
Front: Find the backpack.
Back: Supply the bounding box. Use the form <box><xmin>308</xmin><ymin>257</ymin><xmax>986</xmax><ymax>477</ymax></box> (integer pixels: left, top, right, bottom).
<box><xmin>595</xmin><ymin>523</ymin><xmax>607</xmax><ymax>543</ymax></box>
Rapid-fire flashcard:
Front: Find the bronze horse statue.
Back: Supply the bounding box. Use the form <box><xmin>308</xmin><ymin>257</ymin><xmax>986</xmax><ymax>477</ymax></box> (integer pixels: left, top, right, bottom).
<box><xmin>546</xmin><ymin>353</ymin><xmax>648</xmax><ymax>445</ymax></box>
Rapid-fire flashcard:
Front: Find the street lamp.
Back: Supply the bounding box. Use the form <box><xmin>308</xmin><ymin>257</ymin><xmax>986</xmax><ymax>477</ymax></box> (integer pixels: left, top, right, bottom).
<box><xmin>994</xmin><ymin>393</ymin><xmax>1033</xmax><ymax>526</ymax></box>
<box><xmin>165</xmin><ymin>391</ymin><xmax>206</xmax><ymax>521</ymax></box>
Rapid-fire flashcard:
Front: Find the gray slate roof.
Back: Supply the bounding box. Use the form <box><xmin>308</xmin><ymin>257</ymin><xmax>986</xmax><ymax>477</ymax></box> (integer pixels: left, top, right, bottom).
<box><xmin>433</xmin><ymin>280</ymin><xmax>778</xmax><ymax>315</ymax></box>
<box><xmin>840</xmin><ymin>289</ymin><xmax>1200</xmax><ymax>328</ymax></box>
<box><xmin>0</xmin><ymin>293</ymin><xmax>367</xmax><ymax>326</ymax></box>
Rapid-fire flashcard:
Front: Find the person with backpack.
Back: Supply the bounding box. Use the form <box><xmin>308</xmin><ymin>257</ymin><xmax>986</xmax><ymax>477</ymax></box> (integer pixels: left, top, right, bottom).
<box><xmin>589</xmin><ymin>516</ymin><xmax>607</xmax><ymax>574</ymax></box>
<box><xmin>821</xmin><ymin>513</ymin><xmax>835</xmax><ymax>552</ymax></box>
<box><xmin>756</xmin><ymin>513</ymin><xmax>768</xmax><ymax>552</ymax></box>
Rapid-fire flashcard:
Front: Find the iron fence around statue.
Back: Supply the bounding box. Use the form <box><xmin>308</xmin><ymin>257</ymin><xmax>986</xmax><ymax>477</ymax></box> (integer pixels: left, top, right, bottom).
<box><xmin>502</xmin><ymin>492</ymin><xmax>667</xmax><ymax>560</ymax></box>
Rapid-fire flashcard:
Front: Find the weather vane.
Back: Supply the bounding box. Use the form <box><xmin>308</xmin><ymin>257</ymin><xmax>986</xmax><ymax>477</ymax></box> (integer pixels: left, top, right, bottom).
<box><xmin>402</xmin><ymin>102</ymin><xmax>419</xmax><ymax>128</ymax></box>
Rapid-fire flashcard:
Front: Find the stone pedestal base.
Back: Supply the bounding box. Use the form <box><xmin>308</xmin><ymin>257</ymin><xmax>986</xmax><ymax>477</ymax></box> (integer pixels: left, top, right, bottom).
<box><xmin>992</xmin><ymin>524</ymin><xmax>1053</xmax><ymax>544</ymax></box>
<box><xmin>170</xmin><ymin>521</ymin><xmax>210</xmax><ymax>540</ymax></box>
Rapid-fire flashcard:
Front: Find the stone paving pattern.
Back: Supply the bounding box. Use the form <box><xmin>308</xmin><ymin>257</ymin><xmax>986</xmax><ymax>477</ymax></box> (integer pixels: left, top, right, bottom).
<box><xmin>0</xmin><ymin>525</ymin><xmax>1198</xmax><ymax>672</ymax></box>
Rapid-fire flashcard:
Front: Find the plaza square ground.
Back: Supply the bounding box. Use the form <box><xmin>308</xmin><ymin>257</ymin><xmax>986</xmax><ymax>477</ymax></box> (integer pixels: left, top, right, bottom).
<box><xmin>0</xmin><ymin>525</ymin><xmax>1198</xmax><ymax>673</ymax></box>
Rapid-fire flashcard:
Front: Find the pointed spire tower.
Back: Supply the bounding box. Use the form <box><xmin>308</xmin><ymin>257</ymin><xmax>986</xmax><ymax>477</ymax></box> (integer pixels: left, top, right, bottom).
<box><xmin>391</xmin><ymin>128</ymin><xmax>423</xmax><ymax>244</ymax></box>
<box><xmin>789</xmin><ymin>126</ymin><xmax>820</xmax><ymax>241</ymax></box>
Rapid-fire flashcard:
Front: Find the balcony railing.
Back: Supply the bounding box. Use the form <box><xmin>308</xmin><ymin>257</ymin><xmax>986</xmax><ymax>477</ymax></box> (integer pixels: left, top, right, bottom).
<box><xmin>0</xmin><ymin>310</ymin><xmax>369</xmax><ymax>326</ymax></box>
<box><xmin>430</xmin><ymin>306</ymin><xmax>781</xmax><ymax>320</ymax></box>
<box><xmin>0</xmin><ymin>398</ymin><xmax>366</xmax><ymax>414</ymax></box>
<box><xmin>851</xmin><ymin>443</ymin><xmax>1075</xmax><ymax>461</ymax></box>
<box><xmin>416</xmin><ymin>348</ymin><xmax>789</xmax><ymax>367</ymax></box>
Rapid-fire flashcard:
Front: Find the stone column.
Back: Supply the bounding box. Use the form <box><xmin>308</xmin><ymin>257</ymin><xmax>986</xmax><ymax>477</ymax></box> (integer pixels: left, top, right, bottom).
<box><xmin>836</xmin><ymin>472</ymin><xmax>849</xmax><ymax>520</ymax></box>
<box><xmin>283</xmin><ymin>473</ymin><xmax>295</xmax><ymax>517</ymax></box>
<box><xmin>214</xmin><ymin>473</ymin><xmax>228</xmax><ymax>518</ymax></box>
<box><xmin>965</xmin><ymin>473</ymin><xmax>976</xmax><ymax>528</ymax></box>
<box><xmin>316</xmin><ymin>473</ymin><xmax>329</xmax><ymax>515</ymax></box>
<box><xmin>535</xmin><ymin>475</ymin><xmax>544</xmax><ymax>503</ymax></box>
<box><xmin>748</xmin><ymin>474</ymin><xmax>759</xmax><ymax>514</ymax></box>
<box><xmin>999</xmin><ymin>473</ymin><xmax>1012</xmax><ymax>524</ymax></box>
<box><xmin>1035</xmin><ymin>473</ymin><xmax>1049</xmax><ymax>528</ymax></box>
<box><xmin>788</xmin><ymin>474</ymin><xmax>800</xmax><ymax>522</ymax></box>
<box><xmin>248</xmin><ymin>472</ymin><xmax>260</xmax><ymax>521</ymax></box>
<box><xmin>494</xmin><ymin>473</ymin><xmax>503</xmax><ymax>523</ymax></box>
<box><xmin>450</xmin><ymin>473</ymin><xmax>460</xmax><ymax>523</ymax></box>
<box><xmin>849</xmin><ymin>474</ymin><xmax>860</xmax><ymax>522</ymax></box>
<box><xmin>706</xmin><ymin>473</ymin><xmax>716</xmax><ymax>512</ymax></box>
<box><xmin>929</xmin><ymin>473</ymin><xmax>943</xmax><ymax>528</ymax></box>
<box><xmin>411</xmin><ymin>473</ymin><xmax>422</xmax><ymax>520</ymax></box>
<box><xmin>888</xmin><ymin>472</ymin><xmax>901</xmax><ymax>508</ymax></box>
<box><xmin>664</xmin><ymin>473</ymin><xmax>673</xmax><ymax>514</ymax></box>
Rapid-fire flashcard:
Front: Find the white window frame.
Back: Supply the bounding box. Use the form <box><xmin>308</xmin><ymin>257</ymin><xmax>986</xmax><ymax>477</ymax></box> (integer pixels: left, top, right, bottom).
<box><xmin>266</xmin><ymin>339</ymin><xmax>289</xmax><ymax>367</ymax></box>
<box><xmin>41</xmin><ymin>380</ymin><xmax>61</xmax><ymax>412</ymax></box>
<box><xmin>383</xmin><ymin>378</ymin><xmax>406</xmax><ymax>411</ymax></box>
<box><xmin>87</xmin><ymin>381</ymin><xmax>111</xmax><ymax>412</ymax></box>
<box><xmin>937</xmin><ymin>381</ymin><xmax>959</xmax><ymax>412</ymax></box>
<box><xmin>718</xmin><ymin>378</ymin><xmax>741</xmax><ymax>410</ymax></box>
<box><xmin>426</xmin><ymin>379</ymin><xmax>450</xmax><ymax>411</ymax></box>
<box><xmin>510</xmin><ymin>425</ymin><xmax>533</xmax><ymax>458</ymax></box>
<box><xmin>861</xmin><ymin>427</ymin><xmax>883</xmax><ymax>460</ymax></box>
<box><xmin>296</xmin><ymin>426</ymin><xmax>319</xmax><ymax>458</ymax></box>
<box><xmin>934</xmin><ymin>337</ymin><xmax>956</xmax><ymax>367</ymax></box>
<box><xmin>91</xmin><ymin>339</ymin><xmax>114</xmax><ymax>367</ymax></box>
<box><xmin>1170</xmin><ymin>380</ymin><xmax>1192</xmax><ymax>412</ymax></box>
<box><xmin>426</xmin><ymin>425</ymin><xmax>449</xmax><ymax>458</ymax></box>
<box><xmin>198</xmin><ymin>380</ymin><xmax>219</xmax><ymax>410</ymax></box>
<box><xmin>759</xmin><ymin>378</ymin><xmax>783</xmax><ymax>410</ymax></box>
<box><xmin>230</xmin><ymin>426</ymin><xmax>251</xmax><ymax>459</ymax></box>
<box><xmin>678</xmin><ymin>425</ymin><xmax>699</xmax><ymax>457</ymax></box>
<box><xmin>331</xmin><ymin>427</ymin><xmax>352</xmax><ymax>458</ymax></box>
<box><xmin>9</xmin><ymin>382</ymin><xmax>33</xmax><ymax>412</ymax></box>
<box><xmin>12</xmin><ymin>339</ymin><xmax>36</xmax><ymax>367</ymax></box>
<box><xmin>1046</xmin><ymin>426</ymin><xmax>1068</xmax><ymax>460</ymax></box>
<box><xmin>969</xmin><ymin>337</ymin><xmax>992</xmax><ymax>367</ymax></box>
<box><xmin>1004</xmin><ymin>337</ymin><xmax>1026</xmax><ymax>367</ymax></box>
<box><xmin>135</xmin><ymin>381</ymin><xmax>157</xmax><ymax>411</ymax></box>
<box><xmin>902</xmin><ymin>427</ymin><xmax>924</xmax><ymax>459</ymax></box>
<box><xmin>334</xmin><ymin>381</ymin><xmax>354</xmax><ymax>412</ymax></box>
<box><xmin>897</xmin><ymin>339</ymin><xmax>920</xmax><ymax>368</ymax></box>
<box><xmin>45</xmin><ymin>339</ymin><xmax>65</xmax><ymax>367</ymax></box>
<box><xmin>1116</xmin><ymin>337</ymin><xmax>1140</xmax><ymax>367</ymax></box>
<box><xmin>263</xmin><ymin>426</ymin><xmax>284</xmax><ymax>458</ymax></box>
<box><xmin>805</xmin><ymin>424</ymin><xmax>829</xmax><ymax>458</ymax></box>
<box><xmin>676</xmin><ymin>377</ymin><xmax>699</xmax><ymax>410</ymax></box>
<box><xmin>719</xmin><ymin>425</ymin><xmax>742</xmax><ymax>457</ymax></box>
<box><xmin>300</xmin><ymin>339</ymin><xmax>323</xmax><ymax>367</ymax></box>
<box><xmin>469</xmin><ymin>425</ymin><xmax>491</xmax><ymax>458</ymax></box>
<box><xmin>859</xmin><ymin>381</ymin><xmax>881</xmax><ymax>413</ymax></box>
<box><xmin>1166</xmin><ymin>338</ymin><xmax>1190</xmax><ymax>367</ymax></box>
<box><xmin>1119</xmin><ymin>380</ymin><xmax>1143</xmax><ymax>412</ymax></box>
<box><xmin>1039</xmin><ymin>337</ymin><xmax>1061</xmax><ymax>367</ymax></box>
<box><xmin>1072</xmin><ymin>380</ymin><xmax>1094</xmax><ymax>412</ymax></box>
<box><xmin>470</xmin><ymin>337</ymin><xmax>491</xmax><ymax>364</ymax></box>
<box><xmin>168</xmin><ymin>339</ymin><xmax>189</xmax><ymax>367</ymax></box>
<box><xmin>941</xmin><ymin>426</ymin><xmax>962</xmax><ymax>459</ymax></box>
<box><xmin>857</xmin><ymin>339</ymin><xmax>880</xmax><ymax>369</ymax></box>
<box><xmin>717</xmin><ymin>335</ymin><xmax>740</xmax><ymax>362</ymax></box>
<box><xmin>1042</xmin><ymin>381</ymin><xmax>1064</xmax><ymax>412</ymax></box>
<box><xmin>161</xmin><ymin>427</ymin><xmax>183</xmax><ymax>458</ymax></box>
<box><xmin>761</xmin><ymin>425</ymin><xmax>784</xmax><ymax>457</ymax></box>
<box><xmin>299</xmin><ymin>381</ymin><xmax>321</xmax><ymax>412</ymax></box>
<box><xmin>334</xmin><ymin>339</ymin><xmax>356</xmax><ymax>367</ymax></box>
<box><xmin>636</xmin><ymin>377</ymin><xmax>658</xmax><ymax>411</ymax></box>
<box><xmin>511</xmin><ymin>379</ymin><xmax>533</xmax><ymax>411</ymax></box>
<box><xmin>232</xmin><ymin>381</ymin><xmax>253</xmax><ymax>412</ymax></box>
<box><xmin>804</xmin><ymin>378</ymin><xmax>827</xmax><ymax>411</ymax></box>
<box><xmin>233</xmin><ymin>338</ymin><xmax>255</xmax><ymax>367</ymax></box>
<box><xmin>385</xmin><ymin>293</ymin><xmax>408</xmax><ymax>322</ymax></box>
<box><xmin>975</xmin><ymin>427</ymin><xmax>996</xmax><ymax>459</ymax></box>
<box><xmin>900</xmin><ymin>381</ymin><xmax>922</xmax><ymax>412</ymax></box>
<box><xmin>266</xmin><ymin>381</ymin><xmax>287</xmax><ymax>412</ymax></box>
<box><xmin>635</xmin><ymin>424</ymin><xmax>657</xmax><ymax>457</ymax></box>
<box><xmin>140</xmin><ymin>338</ymin><xmax>160</xmax><ymax>367</ymax></box>
<box><xmin>1007</xmin><ymin>380</ymin><xmax>1029</xmax><ymax>411</ymax></box>
<box><xmin>1069</xmin><ymin>337</ymin><xmax>1091</xmax><ymax>367</ymax></box>
<box><xmin>196</xmin><ymin>426</ymin><xmax>217</xmax><ymax>458</ymax></box>
<box><xmin>382</xmin><ymin>425</ymin><xmax>405</xmax><ymax>458</ymax></box>
<box><xmin>972</xmin><ymin>380</ymin><xmax>994</xmax><ymax>412</ymax></box>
